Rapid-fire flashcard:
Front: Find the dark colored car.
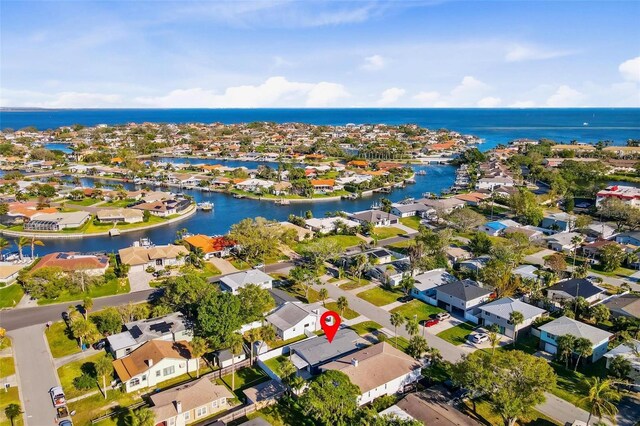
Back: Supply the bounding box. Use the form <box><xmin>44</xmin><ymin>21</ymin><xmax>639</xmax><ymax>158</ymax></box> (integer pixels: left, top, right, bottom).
<box><xmin>61</xmin><ymin>312</ymin><xmax>70</xmax><ymax>321</ymax></box>
<box><xmin>92</xmin><ymin>339</ymin><xmax>106</xmax><ymax>350</ymax></box>
<box><xmin>398</xmin><ymin>295</ymin><xmax>412</xmax><ymax>303</ymax></box>
<box><xmin>424</xmin><ymin>318</ymin><xmax>440</xmax><ymax>327</ymax></box>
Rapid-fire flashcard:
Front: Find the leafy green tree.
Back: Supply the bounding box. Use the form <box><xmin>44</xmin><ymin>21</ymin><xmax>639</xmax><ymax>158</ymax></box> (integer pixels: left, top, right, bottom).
<box><xmin>82</xmin><ymin>296</ymin><xmax>93</xmax><ymax>320</ymax></box>
<box><xmin>405</xmin><ymin>317</ymin><xmax>419</xmax><ymax>337</ymax></box>
<box><xmin>545</xmin><ymin>253</ymin><xmax>567</xmax><ymax>275</ymax></box>
<box><xmin>407</xmin><ymin>335</ymin><xmax>429</xmax><ymax>359</ymax></box>
<box><xmin>129</xmin><ymin>407</ymin><xmax>155</xmax><ymax>426</ymax></box>
<box><xmin>301</xmin><ymin>238</ymin><xmax>344</xmax><ymax>270</ymax></box>
<box><xmin>574</xmin><ymin>337</ymin><xmax>593</xmax><ymax>371</ymax></box>
<box><xmin>91</xmin><ymin>307</ymin><xmax>123</xmax><ymax>335</ymax></box>
<box><xmin>95</xmin><ymin>355</ymin><xmax>113</xmax><ymax>399</ymax></box>
<box><xmin>289</xmin><ymin>266</ymin><xmax>317</xmax><ymax>302</ymax></box>
<box><xmin>447</xmin><ymin>207</ymin><xmax>485</xmax><ymax>231</ymax></box>
<box><xmin>158</xmin><ymin>272</ymin><xmax>211</xmax><ymax>318</ymax></box>
<box><xmin>258</xmin><ymin>325</ymin><xmax>277</xmax><ymax>353</ymax></box>
<box><xmin>70</xmin><ymin>316</ymin><xmax>100</xmax><ymax>349</ymax></box>
<box><xmin>469</xmin><ymin>232</ymin><xmax>493</xmax><ymax>255</ymax></box>
<box><xmin>399</xmin><ymin>275</ymin><xmax>415</xmax><ymax>296</ymax></box>
<box><xmin>197</xmin><ymin>292</ymin><xmax>242</xmax><ymax>350</ymax></box>
<box><xmin>229</xmin><ymin>217</ymin><xmax>284</xmax><ymax>263</ymax></box>
<box><xmin>607</xmin><ymin>355</ymin><xmax>631</xmax><ymax>380</ymax></box>
<box><xmin>4</xmin><ymin>403</ymin><xmax>21</xmax><ymax>426</ymax></box>
<box><xmin>300</xmin><ymin>370</ymin><xmax>361</xmax><ymax>426</ymax></box>
<box><xmin>589</xmin><ymin>304</ymin><xmax>610</xmax><ymax>325</ymax></box>
<box><xmin>579</xmin><ymin>377</ymin><xmax>620</xmax><ymax>426</ymax></box>
<box><xmin>599</xmin><ymin>244</ymin><xmax>625</xmax><ymax>272</ymax></box>
<box><xmin>390</xmin><ymin>313</ymin><xmax>405</xmax><ymax>348</ymax></box>
<box><xmin>318</xmin><ymin>288</ymin><xmax>329</xmax><ymax>307</ymax></box>
<box><xmin>237</xmin><ymin>284</ymin><xmax>275</xmax><ymax>323</ymax></box>
<box><xmin>509</xmin><ymin>188</ymin><xmax>543</xmax><ymax>226</ymax></box>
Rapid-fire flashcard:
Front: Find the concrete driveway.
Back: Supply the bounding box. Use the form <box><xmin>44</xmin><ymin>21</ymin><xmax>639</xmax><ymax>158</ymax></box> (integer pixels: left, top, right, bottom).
<box><xmin>208</xmin><ymin>257</ymin><xmax>238</xmax><ymax>275</ymax></box>
<box><xmin>128</xmin><ymin>270</ymin><xmax>153</xmax><ymax>292</ymax></box>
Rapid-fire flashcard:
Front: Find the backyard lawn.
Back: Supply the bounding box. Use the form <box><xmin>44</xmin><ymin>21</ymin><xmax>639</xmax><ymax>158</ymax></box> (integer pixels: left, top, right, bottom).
<box><xmin>357</xmin><ymin>286</ymin><xmax>402</xmax><ymax>307</ymax></box>
<box><xmin>219</xmin><ymin>366</ymin><xmax>270</xmax><ymax>399</ymax></box>
<box><xmin>243</xmin><ymin>396</ymin><xmax>316</xmax><ymax>426</ymax></box>
<box><xmin>324</xmin><ymin>301</ymin><xmax>359</xmax><ymax>320</ymax></box>
<box><xmin>269</xmin><ymin>333</ymin><xmax>308</xmax><ymax>349</ymax></box>
<box><xmin>46</xmin><ymin>321</ymin><xmax>81</xmax><ymax>358</ymax></box>
<box><xmin>590</xmin><ymin>264</ymin><xmax>637</xmax><ymax>278</ymax></box>
<box><xmin>462</xmin><ymin>397</ymin><xmax>560</xmax><ymax>426</ymax></box>
<box><xmin>400</xmin><ymin>216</ymin><xmax>421</xmax><ymax>230</ymax></box>
<box><xmin>293</xmin><ymin>234</ymin><xmax>363</xmax><ymax>254</ymax></box>
<box><xmin>372</xmin><ymin>227</ymin><xmax>407</xmax><ymax>240</ymax></box>
<box><xmin>66</xmin><ymin>388</ymin><xmax>140</xmax><ymax>426</ymax></box>
<box><xmin>349</xmin><ymin>320</ymin><xmax>382</xmax><ymax>336</ymax></box>
<box><xmin>436</xmin><ymin>322</ymin><xmax>477</xmax><ymax>345</ymax></box>
<box><xmin>57</xmin><ymin>352</ymin><xmax>109</xmax><ymax>399</ymax></box>
<box><xmin>263</xmin><ymin>355</ymin><xmax>289</xmax><ymax>377</ymax></box>
<box><xmin>0</xmin><ymin>387</ymin><xmax>24</xmax><ymax>426</ymax></box>
<box><xmin>0</xmin><ymin>357</ymin><xmax>15</xmax><ymax>378</ymax></box>
<box><xmin>0</xmin><ymin>285</ymin><xmax>24</xmax><ymax>308</ymax></box>
<box><xmin>390</xmin><ymin>300</ymin><xmax>445</xmax><ymax>322</ymax></box>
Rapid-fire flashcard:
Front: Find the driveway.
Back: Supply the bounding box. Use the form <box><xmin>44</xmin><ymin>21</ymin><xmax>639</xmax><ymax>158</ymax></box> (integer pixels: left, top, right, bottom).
<box><xmin>9</xmin><ymin>325</ymin><xmax>59</xmax><ymax>426</ymax></box>
<box><xmin>208</xmin><ymin>257</ymin><xmax>239</xmax><ymax>275</ymax></box>
<box><xmin>128</xmin><ymin>270</ymin><xmax>153</xmax><ymax>292</ymax></box>
<box><xmin>616</xmin><ymin>393</ymin><xmax>640</xmax><ymax>426</ymax></box>
<box><xmin>524</xmin><ymin>249</ymin><xmax>556</xmax><ymax>266</ymax></box>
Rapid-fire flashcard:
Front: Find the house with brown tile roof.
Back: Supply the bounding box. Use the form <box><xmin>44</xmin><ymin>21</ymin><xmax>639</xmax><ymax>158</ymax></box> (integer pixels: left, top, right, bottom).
<box><xmin>112</xmin><ymin>340</ymin><xmax>198</xmax><ymax>393</ymax></box>
<box><xmin>31</xmin><ymin>252</ymin><xmax>109</xmax><ymax>276</ymax></box>
<box><xmin>321</xmin><ymin>342</ymin><xmax>421</xmax><ymax>405</ymax></box>
<box><xmin>118</xmin><ymin>244</ymin><xmax>188</xmax><ymax>272</ymax></box>
<box><xmin>149</xmin><ymin>377</ymin><xmax>233</xmax><ymax>424</ymax></box>
<box><xmin>183</xmin><ymin>234</ymin><xmax>236</xmax><ymax>259</ymax></box>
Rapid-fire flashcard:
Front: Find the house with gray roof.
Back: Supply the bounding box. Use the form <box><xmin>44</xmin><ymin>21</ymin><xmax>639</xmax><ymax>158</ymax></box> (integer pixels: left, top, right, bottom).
<box><xmin>541</xmin><ymin>212</ymin><xmax>577</xmax><ymax>232</ymax></box>
<box><xmin>435</xmin><ymin>281</ymin><xmax>492</xmax><ymax>318</ymax></box>
<box><xmin>411</xmin><ymin>269</ymin><xmax>457</xmax><ymax>304</ymax></box>
<box><xmin>349</xmin><ymin>209</ymin><xmax>400</xmax><ymax>227</ymax></box>
<box><xmin>538</xmin><ymin>316</ymin><xmax>613</xmax><ymax>362</ymax></box>
<box><xmin>603</xmin><ymin>294</ymin><xmax>640</xmax><ymax>319</ymax></box>
<box><xmin>545</xmin><ymin>278</ymin><xmax>605</xmax><ymax>304</ymax></box>
<box><xmin>604</xmin><ymin>340</ymin><xmax>640</xmax><ymax>387</ymax></box>
<box><xmin>219</xmin><ymin>269</ymin><xmax>273</xmax><ymax>294</ymax></box>
<box><xmin>478</xmin><ymin>297</ymin><xmax>546</xmax><ymax>338</ymax></box>
<box><xmin>512</xmin><ymin>264</ymin><xmax>540</xmax><ymax>281</ymax></box>
<box><xmin>288</xmin><ymin>329</ymin><xmax>364</xmax><ymax>374</ymax></box>
<box><xmin>266</xmin><ymin>302</ymin><xmax>324</xmax><ymax>341</ymax></box>
<box><xmin>391</xmin><ymin>203</ymin><xmax>432</xmax><ymax>218</ymax></box>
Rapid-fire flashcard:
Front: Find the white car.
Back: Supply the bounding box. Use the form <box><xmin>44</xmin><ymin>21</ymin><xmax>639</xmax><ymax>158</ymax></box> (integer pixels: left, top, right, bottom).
<box><xmin>470</xmin><ymin>333</ymin><xmax>489</xmax><ymax>344</ymax></box>
<box><xmin>436</xmin><ymin>312</ymin><xmax>451</xmax><ymax>321</ymax></box>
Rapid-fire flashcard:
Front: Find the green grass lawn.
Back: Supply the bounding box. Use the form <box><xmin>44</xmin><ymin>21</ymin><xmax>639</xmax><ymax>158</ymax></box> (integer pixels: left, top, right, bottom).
<box><xmin>46</xmin><ymin>321</ymin><xmax>81</xmax><ymax>358</ymax></box>
<box><xmin>269</xmin><ymin>334</ymin><xmax>308</xmax><ymax>349</ymax></box>
<box><xmin>0</xmin><ymin>386</ymin><xmax>24</xmax><ymax>426</ymax></box>
<box><xmin>589</xmin><ymin>264</ymin><xmax>637</xmax><ymax>278</ymax></box>
<box><xmin>230</xmin><ymin>258</ymin><xmax>252</xmax><ymax>270</ymax></box>
<box><xmin>67</xmin><ymin>198</ymin><xmax>102</xmax><ymax>206</ymax></box>
<box><xmin>0</xmin><ymin>357</ymin><xmax>15</xmax><ymax>379</ymax></box>
<box><xmin>338</xmin><ymin>279</ymin><xmax>370</xmax><ymax>291</ymax></box>
<box><xmin>100</xmin><ymin>199</ymin><xmax>135</xmax><ymax>208</ymax></box>
<box><xmin>349</xmin><ymin>320</ymin><xmax>382</xmax><ymax>336</ymax></box>
<box><xmin>219</xmin><ymin>366</ymin><xmax>269</xmax><ymax>399</ymax></box>
<box><xmin>390</xmin><ymin>336</ymin><xmax>411</xmax><ymax>354</ymax></box>
<box><xmin>263</xmin><ymin>355</ymin><xmax>289</xmax><ymax>377</ymax></box>
<box><xmin>390</xmin><ymin>300</ymin><xmax>445</xmax><ymax>322</ymax></box>
<box><xmin>293</xmin><ymin>234</ymin><xmax>363</xmax><ymax>254</ymax></box>
<box><xmin>400</xmin><ymin>216</ymin><xmax>421</xmax><ymax>230</ymax></box>
<box><xmin>462</xmin><ymin>397</ymin><xmax>560</xmax><ymax>426</ymax></box>
<box><xmin>279</xmin><ymin>285</ymin><xmax>321</xmax><ymax>304</ymax></box>
<box><xmin>67</xmin><ymin>388</ymin><xmax>140</xmax><ymax>426</ymax></box>
<box><xmin>242</xmin><ymin>396</ymin><xmax>316</xmax><ymax>426</ymax></box>
<box><xmin>38</xmin><ymin>278</ymin><xmax>130</xmax><ymax>305</ymax></box>
<box><xmin>83</xmin><ymin>214</ymin><xmax>166</xmax><ymax>233</ymax></box>
<box><xmin>372</xmin><ymin>227</ymin><xmax>407</xmax><ymax>240</ymax></box>
<box><xmin>57</xmin><ymin>352</ymin><xmax>109</xmax><ymax>399</ymax></box>
<box><xmin>324</xmin><ymin>301</ymin><xmax>359</xmax><ymax>320</ymax></box>
<box><xmin>357</xmin><ymin>286</ymin><xmax>402</xmax><ymax>306</ymax></box>
<box><xmin>386</xmin><ymin>239</ymin><xmax>412</xmax><ymax>250</ymax></box>
<box><xmin>0</xmin><ymin>285</ymin><xmax>24</xmax><ymax>308</ymax></box>
<box><xmin>436</xmin><ymin>322</ymin><xmax>477</xmax><ymax>345</ymax></box>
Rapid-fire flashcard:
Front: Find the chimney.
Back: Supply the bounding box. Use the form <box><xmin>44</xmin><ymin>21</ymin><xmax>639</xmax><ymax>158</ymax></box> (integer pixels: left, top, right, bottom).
<box><xmin>351</xmin><ymin>358</ymin><xmax>358</xmax><ymax>367</ymax></box>
<box><xmin>146</xmin><ymin>359</ymin><xmax>153</xmax><ymax>367</ymax></box>
<box><xmin>175</xmin><ymin>400</ymin><xmax>182</xmax><ymax>413</ymax></box>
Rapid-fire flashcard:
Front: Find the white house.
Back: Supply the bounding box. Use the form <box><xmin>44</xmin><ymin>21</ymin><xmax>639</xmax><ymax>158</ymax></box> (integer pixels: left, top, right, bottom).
<box><xmin>478</xmin><ymin>297</ymin><xmax>546</xmax><ymax>338</ymax></box>
<box><xmin>219</xmin><ymin>269</ymin><xmax>273</xmax><ymax>294</ymax></box>
<box><xmin>604</xmin><ymin>340</ymin><xmax>640</xmax><ymax>388</ymax></box>
<box><xmin>321</xmin><ymin>342</ymin><xmax>421</xmax><ymax>405</ymax></box>
<box><xmin>304</xmin><ymin>217</ymin><xmax>360</xmax><ymax>234</ymax></box>
<box><xmin>410</xmin><ymin>269</ymin><xmax>457</xmax><ymax>304</ymax></box>
<box><xmin>112</xmin><ymin>340</ymin><xmax>199</xmax><ymax>393</ymax></box>
<box><xmin>266</xmin><ymin>302</ymin><xmax>324</xmax><ymax>341</ymax></box>
<box><xmin>545</xmin><ymin>232</ymin><xmax>582</xmax><ymax>253</ymax></box>
<box><xmin>435</xmin><ymin>280</ymin><xmax>492</xmax><ymax>321</ymax></box>
<box><xmin>476</xmin><ymin>176</ymin><xmax>515</xmax><ymax>190</ymax></box>
<box><xmin>118</xmin><ymin>244</ymin><xmax>189</xmax><ymax>273</ymax></box>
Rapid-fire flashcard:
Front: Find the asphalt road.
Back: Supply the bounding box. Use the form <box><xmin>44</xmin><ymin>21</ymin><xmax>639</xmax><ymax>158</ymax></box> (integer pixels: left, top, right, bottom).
<box><xmin>9</xmin><ymin>325</ymin><xmax>60</xmax><ymax>426</ymax></box>
<box><xmin>0</xmin><ymin>289</ymin><xmax>157</xmax><ymax>331</ymax></box>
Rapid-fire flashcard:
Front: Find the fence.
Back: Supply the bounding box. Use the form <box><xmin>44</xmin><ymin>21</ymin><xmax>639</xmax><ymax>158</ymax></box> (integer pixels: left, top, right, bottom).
<box><xmin>198</xmin><ymin>403</ymin><xmax>257</xmax><ymax>425</ymax></box>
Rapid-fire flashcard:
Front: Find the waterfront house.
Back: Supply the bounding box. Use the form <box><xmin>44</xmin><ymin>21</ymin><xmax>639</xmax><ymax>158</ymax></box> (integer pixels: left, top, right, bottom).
<box><xmin>266</xmin><ymin>301</ymin><xmax>324</xmax><ymax>341</ymax></box>
<box><xmin>118</xmin><ymin>244</ymin><xmax>189</xmax><ymax>272</ymax></box>
<box><xmin>0</xmin><ymin>263</ymin><xmax>26</xmax><ymax>284</ymax></box>
<box><xmin>538</xmin><ymin>316</ymin><xmax>613</xmax><ymax>362</ymax></box>
<box><xmin>107</xmin><ymin>312</ymin><xmax>192</xmax><ymax>359</ymax></box>
<box><xmin>183</xmin><ymin>234</ymin><xmax>237</xmax><ymax>259</ymax></box>
<box><xmin>235</xmin><ymin>178</ymin><xmax>275</xmax><ymax>193</ymax></box>
<box><xmin>391</xmin><ymin>203</ymin><xmax>432</xmax><ymax>218</ymax></box>
<box><xmin>475</xmin><ymin>176</ymin><xmax>515</xmax><ymax>190</ymax></box>
<box><xmin>545</xmin><ymin>278</ymin><xmax>605</xmax><ymax>304</ymax></box>
<box><xmin>349</xmin><ymin>209</ymin><xmax>400</xmax><ymax>227</ymax></box>
<box><xmin>320</xmin><ymin>342</ymin><xmax>421</xmax><ymax>405</ymax></box>
<box><xmin>219</xmin><ymin>269</ymin><xmax>273</xmax><ymax>294</ymax></box>
<box><xmin>304</xmin><ymin>217</ymin><xmax>360</xmax><ymax>234</ymax></box>
<box><xmin>478</xmin><ymin>297</ymin><xmax>546</xmax><ymax>338</ymax></box>
<box><xmin>149</xmin><ymin>377</ymin><xmax>233</xmax><ymax>425</ymax></box>
<box><xmin>411</xmin><ymin>269</ymin><xmax>457</xmax><ymax>304</ymax></box>
<box><xmin>435</xmin><ymin>280</ymin><xmax>492</xmax><ymax>320</ymax></box>
<box><xmin>96</xmin><ymin>208</ymin><xmax>144</xmax><ymax>224</ymax></box>
<box><xmin>604</xmin><ymin>340</ymin><xmax>640</xmax><ymax>387</ymax></box>
<box><xmin>133</xmin><ymin>198</ymin><xmax>190</xmax><ymax>218</ymax></box>
<box><xmin>541</xmin><ymin>212</ymin><xmax>576</xmax><ymax>232</ymax></box>
<box><xmin>419</xmin><ymin>198</ymin><xmax>466</xmax><ymax>215</ymax></box>
<box><xmin>31</xmin><ymin>252</ymin><xmax>109</xmax><ymax>276</ymax></box>
<box><xmin>310</xmin><ymin>179</ymin><xmax>337</xmax><ymax>194</ymax></box>
<box><xmin>112</xmin><ymin>340</ymin><xmax>198</xmax><ymax>393</ymax></box>
<box><xmin>288</xmin><ymin>329</ymin><xmax>363</xmax><ymax>374</ymax></box>
<box><xmin>24</xmin><ymin>211</ymin><xmax>91</xmax><ymax>231</ymax></box>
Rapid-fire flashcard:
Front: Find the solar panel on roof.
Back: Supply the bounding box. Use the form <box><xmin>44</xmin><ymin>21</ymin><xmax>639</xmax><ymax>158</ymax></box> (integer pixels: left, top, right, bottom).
<box><xmin>129</xmin><ymin>325</ymin><xmax>143</xmax><ymax>339</ymax></box>
<box><xmin>149</xmin><ymin>322</ymin><xmax>172</xmax><ymax>334</ymax></box>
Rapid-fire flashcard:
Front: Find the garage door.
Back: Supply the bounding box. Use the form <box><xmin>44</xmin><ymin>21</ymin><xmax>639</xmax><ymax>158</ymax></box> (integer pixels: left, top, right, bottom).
<box><xmin>544</xmin><ymin>342</ymin><xmax>557</xmax><ymax>354</ymax></box>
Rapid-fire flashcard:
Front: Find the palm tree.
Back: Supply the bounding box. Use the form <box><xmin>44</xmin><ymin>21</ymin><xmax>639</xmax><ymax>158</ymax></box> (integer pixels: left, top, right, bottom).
<box><xmin>509</xmin><ymin>311</ymin><xmax>524</xmax><ymax>346</ymax></box>
<box><xmin>318</xmin><ymin>288</ymin><xmax>329</xmax><ymax>307</ymax></box>
<box><xmin>82</xmin><ymin>297</ymin><xmax>93</xmax><ymax>320</ymax></box>
<box><xmin>190</xmin><ymin>337</ymin><xmax>209</xmax><ymax>378</ymax></box>
<box><xmin>16</xmin><ymin>236</ymin><xmax>29</xmax><ymax>261</ymax></box>
<box><xmin>258</xmin><ymin>325</ymin><xmax>276</xmax><ymax>354</ymax></box>
<box><xmin>95</xmin><ymin>355</ymin><xmax>113</xmax><ymax>399</ymax></box>
<box><xmin>336</xmin><ymin>296</ymin><xmax>349</xmax><ymax>317</ymax></box>
<box><xmin>579</xmin><ymin>377</ymin><xmax>620</xmax><ymax>426</ymax></box>
<box><xmin>487</xmin><ymin>324</ymin><xmax>501</xmax><ymax>356</ymax></box>
<box><xmin>227</xmin><ymin>333</ymin><xmax>244</xmax><ymax>391</ymax></box>
<box><xmin>29</xmin><ymin>236</ymin><xmax>44</xmax><ymax>260</ymax></box>
<box><xmin>556</xmin><ymin>334</ymin><xmax>576</xmax><ymax>368</ymax></box>
<box><xmin>4</xmin><ymin>403</ymin><xmax>21</xmax><ymax>426</ymax></box>
<box><xmin>574</xmin><ymin>337</ymin><xmax>593</xmax><ymax>371</ymax></box>
<box><xmin>399</xmin><ymin>275</ymin><xmax>415</xmax><ymax>296</ymax></box>
<box><xmin>0</xmin><ymin>238</ymin><xmax>11</xmax><ymax>261</ymax></box>
<box><xmin>405</xmin><ymin>317</ymin><xmax>419</xmax><ymax>337</ymax></box>
<box><xmin>390</xmin><ymin>312</ymin><xmax>405</xmax><ymax>348</ymax></box>
<box><xmin>571</xmin><ymin>235</ymin><xmax>583</xmax><ymax>276</ymax></box>
<box><xmin>246</xmin><ymin>327</ymin><xmax>261</xmax><ymax>364</ymax></box>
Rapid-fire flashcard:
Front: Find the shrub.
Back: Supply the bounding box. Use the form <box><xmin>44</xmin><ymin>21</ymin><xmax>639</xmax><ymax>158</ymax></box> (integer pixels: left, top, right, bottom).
<box><xmin>73</xmin><ymin>373</ymin><xmax>96</xmax><ymax>390</ymax></box>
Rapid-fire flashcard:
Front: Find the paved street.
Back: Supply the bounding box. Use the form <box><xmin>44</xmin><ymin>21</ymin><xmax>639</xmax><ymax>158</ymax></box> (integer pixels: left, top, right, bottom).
<box><xmin>8</xmin><ymin>325</ymin><xmax>60</xmax><ymax>426</ymax></box>
<box><xmin>0</xmin><ymin>289</ymin><xmax>156</xmax><ymax>331</ymax></box>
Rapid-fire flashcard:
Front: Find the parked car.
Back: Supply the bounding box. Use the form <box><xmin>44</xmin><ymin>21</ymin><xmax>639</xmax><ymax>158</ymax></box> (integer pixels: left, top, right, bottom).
<box><xmin>436</xmin><ymin>312</ymin><xmax>451</xmax><ymax>321</ymax></box>
<box><xmin>398</xmin><ymin>295</ymin><xmax>412</xmax><ymax>303</ymax></box>
<box><xmin>59</xmin><ymin>420</ymin><xmax>73</xmax><ymax>426</ymax></box>
<box><xmin>424</xmin><ymin>318</ymin><xmax>440</xmax><ymax>327</ymax></box>
<box><xmin>92</xmin><ymin>339</ymin><xmax>107</xmax><ymax>350</ymax></box>
<box><xmin>253</xmin><ymin>263</ymin><xmax>265</xmax><ymax>270</ymax></box>
<box><xmin>61</xmin><ymin>311</ymin><xmax>70</xmax><ymax>321</ymax></box>
<box><xmin>469</xmin><ymin>332</ymin><xmax>489</xmax><ymax>344</ymax></box>
<box><xmin>49</xmin><ymin>386</ymin><xmax>66</xmax><ymax>407</ymax></box>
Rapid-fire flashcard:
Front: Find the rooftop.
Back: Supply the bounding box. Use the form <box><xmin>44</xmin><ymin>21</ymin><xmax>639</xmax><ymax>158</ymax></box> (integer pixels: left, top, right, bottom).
<box><xmin>112</xmin><ymin>340</ymin><xmax>192</xmax><ymax>381</ymax></box>
<box><xmin>150</xmin><ymin>377</ymin><xmax>233</xmax><ymax>421</ymax></box>
<box><xmin>539</xmin><ymin>316</ymin><xmax>612</xmax><ymax>345</ymax></box>
<box><xmin>479</xmin><ymin>297</ymin><xmax>546</xmax><ymax>320</ymax></box>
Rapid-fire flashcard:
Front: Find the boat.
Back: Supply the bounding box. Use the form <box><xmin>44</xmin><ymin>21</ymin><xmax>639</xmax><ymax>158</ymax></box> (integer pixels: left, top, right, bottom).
<box><xmin>108</xmin><ymin>229</ymin><xmax>120</xmax><ymax>237</ymax></box>
<box><xmin>405</xmin><ymin>178</ymin><xmax>416</xmax><ymax>184</ymax></box>
<box><xmin>233</xmin><ymin>194</ymin><xmax>246</xmax><ymax>199</ymax></box>
<box><xmin>275</xmin><ymin>199</ymin><xmax>290</xmax><ymax>206</ymax></box>
<box><xmin>135</xmin><ymin>237</ymin><xmax>153</xmax><ymax>248</ymax></box>
<box><xmin>197</xmin><ymin>201</ymin><xmax>214</xmax><ymax>211</ymax></box>
<box><xmin>341</xmin><ymin>193</ymin><xmax>358</xmax><ymax>200</ymax></box>
<box><xmin>416</xmin><ymin>170</ymin><xmax>427</xmax><ymax>176</ymax></box>
<box><xmin>422</xmin><ymin>192</ymin><xmax>434</xmax><ymax>198</ymax></box>
<box><xmin>583</xmin><ymin>122</ymin><xmax>589</xmax><ymax>126</ymax></box>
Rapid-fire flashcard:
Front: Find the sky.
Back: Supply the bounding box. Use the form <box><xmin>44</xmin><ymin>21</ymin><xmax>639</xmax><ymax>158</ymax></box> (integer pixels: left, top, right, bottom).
<box><xmin>1</xmin><ymin>0</ymin><xmax>639</xmax><ymax>108</ymax></box>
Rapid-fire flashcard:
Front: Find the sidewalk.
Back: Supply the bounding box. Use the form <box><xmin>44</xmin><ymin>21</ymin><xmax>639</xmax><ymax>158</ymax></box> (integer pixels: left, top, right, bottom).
<box><xmin>54</xmin><ymin>346</ymin><xmax>100</xmax><ymax>368</ymax></box>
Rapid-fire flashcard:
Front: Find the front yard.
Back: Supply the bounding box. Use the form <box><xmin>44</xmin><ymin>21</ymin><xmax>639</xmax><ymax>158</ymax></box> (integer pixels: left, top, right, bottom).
<box><xmin>349</xmin><ymin>320</ymin><xmax>382</xmax><ymax>336</ymax></box>
<box><xmin>390</xmin><ymin>300</ymin><xmax>445</xmax><ymax>322</ymax></box>
<box><xmin>293</xmin><ymin>234</ymin><xmax>364</xmax><ymax>254</ymax></box>
<box><xmin>356</xmin><ymin>286</ymin><xmax>402</xmax><ymax>306</ymax></box>
<box><xmin>0</xmin><ymin>387</ymin><xmax>23</xmax><ymax>426</ymax></box>
<box><xmin>338</xmin><ymin>279</ymin><xmax>370</xmax><ymax>291</ymax></box>
<box><xmin>400</xmin><ymin>216</ymin><xmax>421</xmax><ymax>230</ymax></box>
<box><xmin>324</xmin><ymin>301</ymin><xmax>359</xmax><ymax>320</ymax></box>
<box><xmin>46</xmin><ymin>321</ymin><xmax>81</xmax><ymax>358</ymax></box>
<box><xmin>57</xmin><ymin>352</ymin><xmax>109</xmax><ymax>399</ymax></box>
<box><xmin>38</xmin><ymin>277</ymin><xmax>130</xmax><ymax>305</ymax></box>
<box><xmin>0</xmin><ymin>284</ymin><xmax>23</xmax><ymax>309</ymax></box>
<box><xmin>0</xmin><ymin>356</ymin><xmax>16</xmax><ymax>378</ymax></box>
<box><xmin>372</xmin><ymin>226</ymin><xmax>407</xmax><ymax>240</ymax></box>
<box><xmin>436</xmin><ymin>322</ymin><xmax>477</xmax><ymax>345</ymax></box>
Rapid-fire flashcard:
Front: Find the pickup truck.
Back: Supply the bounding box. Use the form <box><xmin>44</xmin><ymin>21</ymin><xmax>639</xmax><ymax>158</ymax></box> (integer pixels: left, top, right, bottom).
<box><xmin>49</xmin><ymin>386</ymin><xmax>66</xmax><ymax>408</ymax></box>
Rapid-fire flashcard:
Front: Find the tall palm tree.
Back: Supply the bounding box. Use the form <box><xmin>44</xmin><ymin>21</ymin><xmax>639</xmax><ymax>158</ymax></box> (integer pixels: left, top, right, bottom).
<box><xmin>556</xmin><ymin>334</ymin><xmax>576</xmax><ymax>368</ymax></box>
<box><xmin>227</xmin><ymin>333</ymin><xmax>244</xmax><ymax>391</ymax></box>
<box><xmin>318</xmin><ymin>288</ymin><xmax>329</xmax><ymax>307</ymax></box>
<box><xmin>390</xmin><ymin>313</ymin><xmax>405</xmax><ymax>348</ymax></box>
<box><xmin>579</xmin><ymin>377</ymin><xmax>620</xmax><ymax>426</ymax></box>
<box><xmin>258</xmin><ymin>325</ymin><xmax>276</xmax><ymax>354</ymax></box>
<box><xmin>336</xmin><ymin>296</ymin><xmax>349</xmax><ymax>317</ymax></box>
<box><xmin>4</xmin><ymin>403</ymin><xmax>21</xmax><ymax>426</ymax></box>
<box><xmin>571</xmin><ymin>235</ymin><xmax>583</xmax><ymax>276</ymax></box>
<box><xmin>82</xmin><ymin>297</ymin><xmax>93</xmax><ymax>320</ymax></box>
<box><xmin>487</xmin><ymin>324</ymin><xmax>501</xmax><ymax>356</ymax></box>
<box><xmin>509</xmin><ymin>311</ymin><xmax>524</xmax><ymax>346</ymax></box>
<box><xmin>189</xmin><ymin>337</ymin><xmax>209</xmax><ymax>378</ymax></box>
<box><xmin>0</xmin><ymin>238</ymin><xmax>11</xmax><ymax>261</ymax></box>
<box><xmin>16</xmin><ymin>236</ymin><xmax>29</xmax><ymax>261</ymax></box>
<box><xmin>95</xmin><ymin>355</ymin><xmax>113</xmax><ymax>399</ymax></box>
<box><xmin>574</xmin><ymin>337</ymin><xmax>593</xmax><ymax>371</ymax></box>
<box><xmin>405</xmin><ymin>317</ymin><xmax>419</xmax><ymax>337</ymax></box>
<box><xmin>246</xmin><ymin>327</ymin><xmax>261</xmax><ymax>364</ymax></box>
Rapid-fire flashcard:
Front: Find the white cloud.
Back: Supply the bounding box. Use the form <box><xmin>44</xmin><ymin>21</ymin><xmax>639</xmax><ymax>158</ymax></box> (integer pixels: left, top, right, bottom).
<box><xmin>135</xmin><ymin>76</ymin><xmax>349</xmax><ymax>108</ymax></box>
<box><xmin>546</xmin><ymin>85</ymin><xmax>585</xmax><ymax>107</ymax></box>
<box><xmin>505</xmin><ymin>44</ymin><xmax>575</xmax><ymax>62</ymax></box>
<box><xmin>450</xmin><ymin>76</ymin><xmax>490</xmax><ymax>99</ymax></box>
<box><xmin>510</xmin><ymin>100</ymin><xmax>537</xmax><ymax>108</ymax></box>
<box><xmin>0</xmin><ymin>89</ymin><xmax>123</xmax><ymax>108</ymax></box>
<box><xmin>619</xmin><ymin>56</ymin><xmax>640</xmax><ymax>82</ymax></box>
<box><xmin>377</xmin><ymin>87</ymin><xmax>405</xmax><ymax>106</ymax></box>
<box><xmin>362</xmin><ymin>54</ymin><xmax>386</xmax><ymax>71</ymax></box>
<box><xmin>477</xmin><ymin>96</ymin><xmax>501</xmax><ymax>107</ymax></box>
<box><xmin>413</xmin><ymin>91</ymin><xmax>441</xmax><ymax>106</ymax></box>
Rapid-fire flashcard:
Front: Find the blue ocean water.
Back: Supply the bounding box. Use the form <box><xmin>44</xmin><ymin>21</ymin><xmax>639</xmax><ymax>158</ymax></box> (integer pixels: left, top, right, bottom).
<box><xmin>2</xmin><ymin>108</ymin><xmax>639</xmax><ymax>151</ymax></box>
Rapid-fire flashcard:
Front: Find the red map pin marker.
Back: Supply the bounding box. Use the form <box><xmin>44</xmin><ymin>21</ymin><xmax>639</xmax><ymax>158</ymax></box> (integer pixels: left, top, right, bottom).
<box><xmin>320</xmin><ymin>311</ymin><xmax>341</xmax><ymax>343</ymax></box>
